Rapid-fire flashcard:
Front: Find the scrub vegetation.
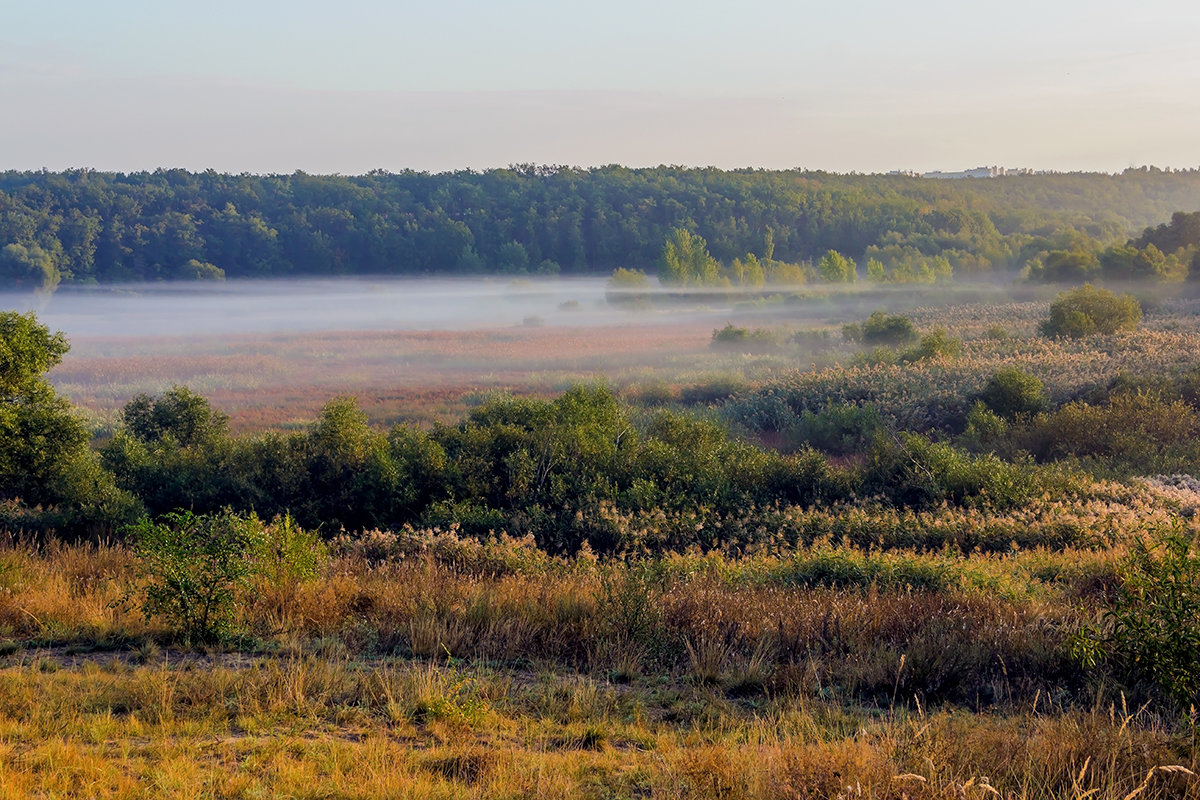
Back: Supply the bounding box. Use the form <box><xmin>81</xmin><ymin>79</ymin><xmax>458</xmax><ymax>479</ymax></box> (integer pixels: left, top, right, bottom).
<box><xmin>6</xmin><ymin>221</ymin><xmax>1200</xmax><ymax>794</ymax></box>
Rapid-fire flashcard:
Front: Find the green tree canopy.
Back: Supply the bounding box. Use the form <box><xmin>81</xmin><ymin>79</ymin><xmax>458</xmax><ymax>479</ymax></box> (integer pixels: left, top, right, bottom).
<box><xmin>0</xmin><ymin>311</ymin><xmax>136</xmax><ymax>527</ymax></box>
<box><xmin>817</xmin><ymin>250</ymin><xmax>856</xmax><ymax>283</ymax></box>
<box><xmin>658</xmin><ymin>228</ymin><xmax>720</xmax><ymax>286</ymax></box>
<box><xmin>0</xmin><ymin>243</ymin><xmax>61</xmax><ymax>293</ymax></box>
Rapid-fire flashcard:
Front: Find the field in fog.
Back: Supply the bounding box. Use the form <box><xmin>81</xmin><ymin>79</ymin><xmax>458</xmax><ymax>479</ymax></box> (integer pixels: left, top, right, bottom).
<box><xmin>7</xmin><ymin>277</ymin><xmax>1200</xmax><ymax>798</ymax></box>
<box><xmin>14</xmin><ymin>277</ymin><xmax>1022</xmax><ymax>429</ymax></box>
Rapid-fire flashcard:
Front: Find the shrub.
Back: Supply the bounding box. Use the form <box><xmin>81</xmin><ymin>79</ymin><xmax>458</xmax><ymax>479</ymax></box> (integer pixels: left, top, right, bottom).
<box><xmin>1078</xmin><ymin>527</ymin><xmax>1200</xmax><ymax>709</ymax></box>
<box><xmin>979</xmin><ymin>367</ymin><xmax>1047</xmax><ymax>420</ymax></box>
<box><xmin>961</xmin><ymin>402</ymin><xmax>1008</xmax><ymax>449</ymax></box>
<box><xmin>864</xmin><ymin>433</ymin><xmax>1045</xmax><ymax>511</ymax></box>
<box><xmin>1039</xmin><ymin>284</ymin><xmax>1141</xmax><ymax>338</ymax></box>
<box><xmin>605</xmin><ymin>268</ymin><xmax>652</xmax><ymax>306</ymax></box>
<box><xmin>128</xmin><ymin>510</ymin><xmax>266</xmax><ymax>643</ymax></box>
<box><xmin>710</xmin><ymin>324</ymin><xmax>778</xmax><ymax>352</ymax></box>
<box><xmin>858</xmin><ymin>311</ymin><xmax>919</xmax><ymax>346</ymax></box>
<box><xmin>789</xmin><ymin>329</ymin><xmax>835</xmax><ymax>352</ymax></box>
<box><xmin>1023</xmin><ymin>392</ymin><xmax>1200</xmax><ymax>474</ymax></box>
<box><xmin>789</xmin><ymin>403</ymin><xmax>881</xmax><ymax>455</ymax></box>
<box><xmin>122</xmin><ymin>386</ymin><xmax>230</xmax><ymax>448</ymax></box>
<box><xmin>678</xmin><ymin>375</ymin><xmax>745</xmax><ymax>406</ymax></box>
<box><xmin>899</xmin><ymin>328</ymin><xmax>960</xmax><ymax>362</ymax></box>
<box><xmin>251</xmin><ymin>512</ymin><xmax>327</xmax><ymax>586</ymax></box>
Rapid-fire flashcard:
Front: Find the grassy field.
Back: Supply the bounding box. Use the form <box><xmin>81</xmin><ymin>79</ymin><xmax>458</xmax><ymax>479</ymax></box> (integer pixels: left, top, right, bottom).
<box><xmin>8</xmin><ymin>283</ymin><xmax>1200</xmax><ymax>797</ymax></box>
<box><xmin>1</xmin><ymin>519</ymin><xmax>1198</xmax><ymax>799</ymax></box>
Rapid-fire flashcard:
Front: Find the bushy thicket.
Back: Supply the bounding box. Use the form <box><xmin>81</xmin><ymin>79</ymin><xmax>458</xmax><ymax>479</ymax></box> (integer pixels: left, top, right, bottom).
<box><xmin>92</xmin><ymin>381</ymin><xmax>1100</xmax><ymax>552</ymax></box>
<box><xmin>1040</xmin><ymin>284</ymin><xmax>1142</xmax><ymax>338</ymax></box>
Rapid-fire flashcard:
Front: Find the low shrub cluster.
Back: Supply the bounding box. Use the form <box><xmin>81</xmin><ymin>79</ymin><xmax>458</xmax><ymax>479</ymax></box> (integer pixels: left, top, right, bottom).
<box><xmin>709</xmin><ymin>323</ymin><xmax>779</xmax><ymax>353</ymax></box>
<box><xmin>1040</xmin><ymin>284</ymin><xmax>1142</xmax><ymax>338</ymax></box>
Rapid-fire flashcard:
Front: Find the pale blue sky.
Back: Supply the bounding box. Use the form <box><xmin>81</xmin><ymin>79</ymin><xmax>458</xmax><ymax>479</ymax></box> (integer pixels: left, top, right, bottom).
<box><xmin>2</xmin><ymin>0</ymin><xmax>1197</xmax><ymax>173</ymax></box>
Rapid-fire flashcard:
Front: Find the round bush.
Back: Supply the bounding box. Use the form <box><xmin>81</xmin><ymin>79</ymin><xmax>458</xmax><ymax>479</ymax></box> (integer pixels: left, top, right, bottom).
<box><xmin>1039</xmin><ymin>284</ymin><xmax>1141</xmax><ymax>338</ymax></box>
<box><xmin>979</xmin><ymin>367</ymin><xmax>1047</xmax><ymax>420</ymax></box>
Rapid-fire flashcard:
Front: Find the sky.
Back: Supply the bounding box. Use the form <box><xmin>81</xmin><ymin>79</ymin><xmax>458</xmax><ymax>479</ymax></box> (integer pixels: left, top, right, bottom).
<box><xmin>2</xmin><ymin>0</ymin><xmax>1198</xmax><ymax>175</ymax></box>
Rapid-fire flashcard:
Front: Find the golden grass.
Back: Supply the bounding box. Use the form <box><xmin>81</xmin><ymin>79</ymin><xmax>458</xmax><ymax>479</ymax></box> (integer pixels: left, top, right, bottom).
<box><xmin>0</xmin><ymin>653</ymin><xmax>1195</xmax><ymax>799</ymax></box>
<box><xmin>1</xmin><ymin>537</ymin><xmax>1197</xmax><ymax>798</ymax></box>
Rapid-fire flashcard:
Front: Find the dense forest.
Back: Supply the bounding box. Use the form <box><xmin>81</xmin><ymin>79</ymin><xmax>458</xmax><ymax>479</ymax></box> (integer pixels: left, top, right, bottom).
<box><xmin>2</xmin><ymin>166</ymin><xmax>1200</xmax><ymax>290</ymax></box>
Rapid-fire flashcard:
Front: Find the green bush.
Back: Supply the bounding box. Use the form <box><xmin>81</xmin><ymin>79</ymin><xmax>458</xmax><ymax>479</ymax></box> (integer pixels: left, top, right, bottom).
<box><xmin>848</xmin><ymin>311</ymin><xmax>919</xmax><ymax>346</ymax></box>
<box><xmin>1039</xmin><ymin>284</ymin><xmax>1141</xmax><ymax>338</ymax></box>
<box><xmin>789</xmin><ymin>403</ymin><xmax>881</xmax><ymax>455</ymax></box>
<box><xmin>1078</xmin><ymin>528</ymin><xmax>1200</xmax><ymax>709</ymax></box>
<box><xmin>1021</xmin><ymin>392</ymin><xmax>1200</xmax><ymax>475</ymax></box>
<box><xmin>979</xmin><ymin>367</ymin><xmax>1047</xmax><ymax>420</ymax></box>
<box><xmin>128</xmin><ymin>510</ymin><xmax>265</xmax><ymax>643</ymax></box>
<box><xmin>710</xmin><ymin>324</ymin><xmax>779</xmax><ymax>352</ymax></box>
<box><xmin>899</xmin><ymin>328</ymin><xmax>960</xmax><ymax>362</ymax></box>
<box><xmin>864</xmin><ymin>433</ymin><xmax>1045</xmax><ymax>511</ymax></box>
<box><xmin>678</xmin><ymin>375</ymin><xmax>746</xmax><ymax>406</ymax></box>
<box><xmin>251</xmin><ymin>512</ymin><xmax>327</xmax><ymax>587</ymax></box>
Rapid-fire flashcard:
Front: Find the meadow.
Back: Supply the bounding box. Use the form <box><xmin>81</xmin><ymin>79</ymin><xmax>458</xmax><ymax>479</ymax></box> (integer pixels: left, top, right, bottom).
<box><xmin>4</xmin><ymin>278</ymin><xmax>1200</xmax><ymax>797</ymax></box>
<box><xmin>1</xmin><ymin>527</ymin><xmax>1197</xmax><ymax>799</ymax></box>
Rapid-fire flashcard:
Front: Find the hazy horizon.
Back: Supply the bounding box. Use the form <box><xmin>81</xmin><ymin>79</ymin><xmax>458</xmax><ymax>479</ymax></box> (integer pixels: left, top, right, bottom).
<box><xmin>4</xmin><ymin>1</ymin><xmax>1198</xmax><ymax>175</ymax></box>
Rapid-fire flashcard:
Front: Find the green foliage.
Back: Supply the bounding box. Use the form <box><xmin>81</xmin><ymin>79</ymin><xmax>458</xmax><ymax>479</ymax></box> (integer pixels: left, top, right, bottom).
<box><xmin>1039</xmin><ymin>284</ymin><xmax>1141</xmax><ymax>338</ymax></box>
<box><xmin>605</xmin><ymin>268</ymin><xmax>652</xmax><ymax>306</ymax></box>
<box><xmin>848</xmin><ymin>311</ymin><xmax>918</xmax><ymax>346</ymax></box>
<box><xmin>1020</xmin><ymin>391</ymin><xmax>1200</xmax><ymax>475</ymax></box>
<box><xmin>776</xmin><ymin>546</ymin><xmax>955</xmax><ymax>591</ymax></box>
<box><xmin>678</xmin><ymin>375</ymin><xmax>745</xmax><ymax>406</ymax></box>
<box><xmin>496</xmin><ymin>241</ymin><xmax>531</xmax><ymax>273</ymax></box>
<box><xmin>864</xmin><ymin>433</ymin><xmax>1046</xmax><ymax>511</ymax></box>
<box><xmin>709</xmin><ymin>324</ymin><xmax>779</xmax><ymax>352</ymax></box>
<box><xmin>128</xmin><ymin>510</ymin><xmax>265</xmax><ymax>643</ymax></box>
<box><xmin>2</xmin><ymin>168</ymin><xmax>1200</xmax><ymax>288</ymax></box>
<box><xmin>0</xmin><ymin>311</ymin><xmax>69</xmax><ymax>395</ymax></box>
<box><xmin>817</xmin><ymin>250</ymin><xmax>856</xmax><ymax>283</ymax></box>
<box><xmin>1135</xmin><ymin>210</ymin><xmax>1200</xmax><ymax>254</ymax></box>
<box><xmin>789</xmin><ymin>329</ymin><xmax>835</xmax><ymax>352</ymax></box>
<box><xmin>979</xmin><ymin>367</ymin><xmax>1047</xmax><ymax>420</ymax></box>
<box><xmin>1031</xmin><ymin>248</ymin><xmax>1100</xmax><ymax>282</ymax></box>
<box><xmin>866</xmin><ymin>257</ymin><xmax>886</xmax><ymax>282</ymax></box>
<box><xmin>1100</xmin><ymin>244</ymin><xmax>1179</xmax><ymax>281</ymax></box>
<box><xmin>658</xmin><ymin>228</ymin><xmax>721</xmax><ymax>286</ymax></box>
<box><xmin>788</xmin><ymin>403</ymin><xmax>882</xmax><ymax>455</ymax></box>
<box><xmin>606</xmin><ymin>267</ymin><xmax>650</xmax><ymax>289</ymax></box>
<box><xmin>0</xmin><ymin>243</ymin><xmax>61</xmax><ymax>292</ymax></box>
<box><xmin>302</xmin><ymin>397</ymin><xmax>399</xmax><ymax>530</ymax></box>
<box><xmin>102</xmin><ymin>388</ymin><xmax>238</xmax><ymax>520</ymax></box>
<box><xmin>128</xmin><ymin>509</ymin><xmax>326</xmax><ymax>643</ymax></box>
<box><xmin>1079</xmin><ymin>528</ymin><xmax>1200</xmax><ymax>709</ymax></box>
<box><xmin>174</xmin><ymin>259</ymin><xmax>225</xmax><ymax>280</ymax></box>
<box><xmin>899</xmin><ymin>329</ymin><xmax>960</xmax><ymax>362</ymax></box>
<box><xmin>599</xmin><ymin>561</ymin><xmax>667</xmax><ymax>655</ymax></box>
<box><xmin>961</xmin><ymin>402</ymin><xmax>1008</xmax><ymax>449</ymax></box>
<box><xmin>123</xmin><ymin>386</ymin><xmax>230</xmax><ymax>448</ymax></box>
<box><xmin>0</xmin><ymin>312</ymin><xmax>135</xmax><ymax>532</ymax></box>
<box><xmin>250</xmin><ymin>512</ymin><xmax>328</xmax><ymax>587</ymax></box>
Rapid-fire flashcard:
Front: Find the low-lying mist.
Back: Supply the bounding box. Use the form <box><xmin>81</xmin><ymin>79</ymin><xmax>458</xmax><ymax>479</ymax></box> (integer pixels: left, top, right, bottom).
<box><xmin>1</xmin><ymin>275</ymin><xmax>1030</xmax><ymax>340</ymax></box>
<box><xmin>1</xmin><ymin>275</ymin><xmax>1046</xmax><ymax>430</ymax></box>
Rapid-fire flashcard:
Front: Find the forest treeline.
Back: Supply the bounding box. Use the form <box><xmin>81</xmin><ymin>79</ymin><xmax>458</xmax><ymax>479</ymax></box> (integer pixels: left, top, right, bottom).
<box><xmin>2</xmin><ymin>166</ymin><xmax>1200</xmax><ymax>290</ymax></box>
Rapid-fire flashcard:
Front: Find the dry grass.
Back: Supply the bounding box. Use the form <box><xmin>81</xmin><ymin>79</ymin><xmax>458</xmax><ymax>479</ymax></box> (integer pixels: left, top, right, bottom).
<box><xmin>0</xmin><ymin>535</ymin><xmax>1197</xmax><ymax>797</ymax></box>
<box><xmin>0</xmin><ymin>652</ymin><xmax>1194</xmax><ymax>799</ymax></box>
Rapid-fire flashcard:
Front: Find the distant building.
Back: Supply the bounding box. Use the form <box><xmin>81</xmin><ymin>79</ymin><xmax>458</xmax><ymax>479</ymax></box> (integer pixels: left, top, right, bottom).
<box><xmin>919</xmin><ymin>166</ymin><xmax>1034</xmax><ymax>179</ymax></box>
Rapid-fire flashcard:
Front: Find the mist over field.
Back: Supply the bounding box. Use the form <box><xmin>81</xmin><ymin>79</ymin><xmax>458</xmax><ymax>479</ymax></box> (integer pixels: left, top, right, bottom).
<box><xmin>3</xmin><ymin>275</ymin><xmax>1030</xmax><ymax>429</ymax></box>
<box><xmin>0</xmin><ymin>276</ymin><xmax>862</xmax><ymax>340</ymax></box>
<box><xmin>3</xmin><ymin>277</ymin><xmax>632</xmax><ymax>338</ymax></box>
<box><xmin>1</xmin><ymin>275</ymin><xmax>1035</xmax><ymax>343</ymax></box>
